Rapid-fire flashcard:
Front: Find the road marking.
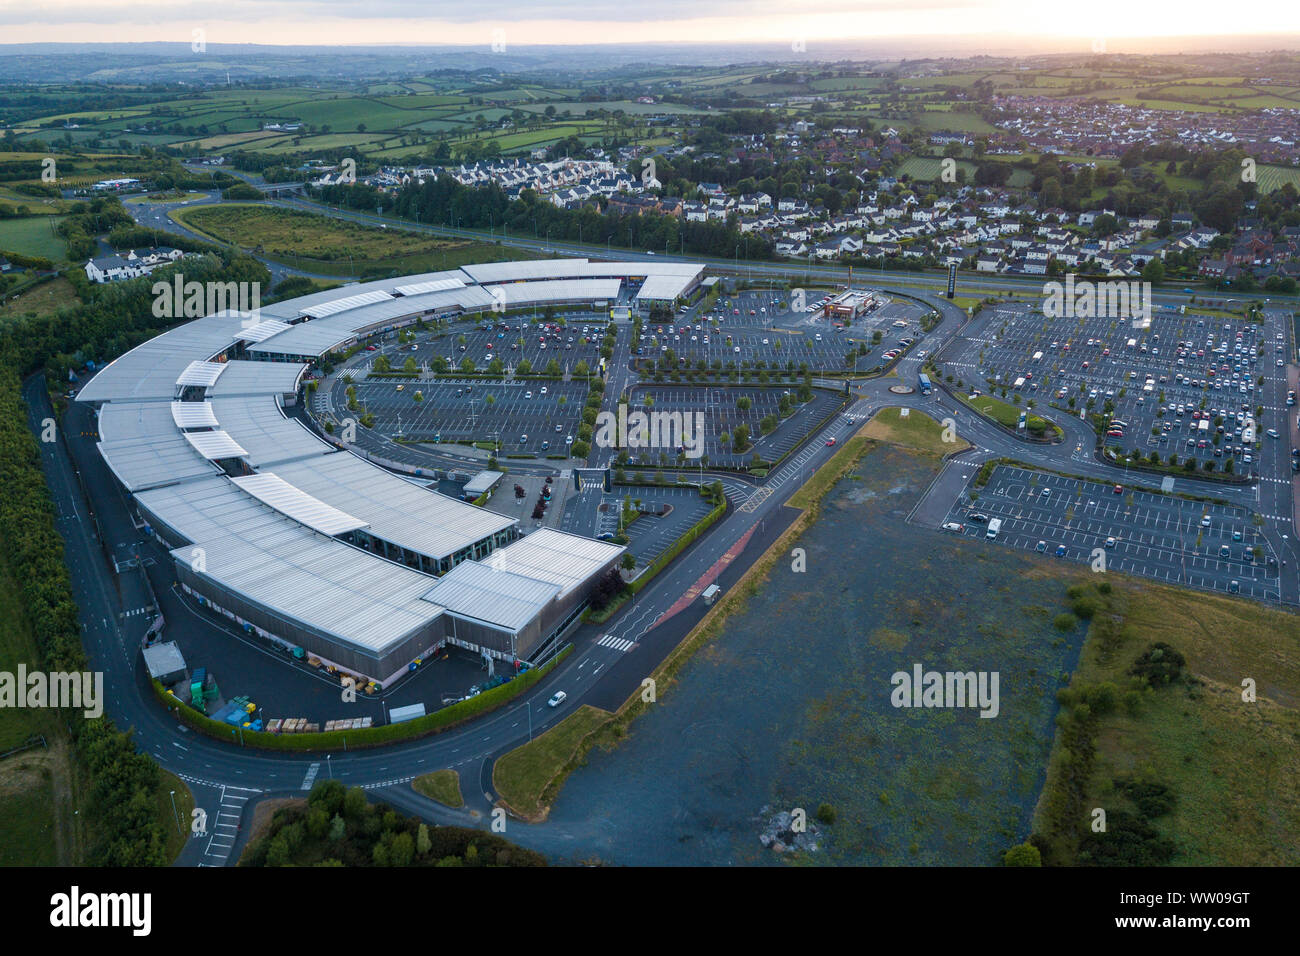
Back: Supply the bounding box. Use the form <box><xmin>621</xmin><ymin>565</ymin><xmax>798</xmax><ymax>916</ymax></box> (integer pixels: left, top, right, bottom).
<box><xmin>597</xmin><ymin>634</ymin><xmax>635</xmax><ymax>652</ymax></box>
<box><xmin>300</xmin><ymin>762</ymin><xmax>321</xmax><ymax>791</ymax></box>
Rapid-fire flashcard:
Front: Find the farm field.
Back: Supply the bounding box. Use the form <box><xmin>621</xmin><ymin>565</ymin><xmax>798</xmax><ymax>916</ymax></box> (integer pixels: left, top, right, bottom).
<box><xmin>1254</xmin><ymin>164</ymin><xmax>1300</xmax><ymax>195</ymax></box>
<box><xmin>896</xmin><ymin>156</ymin><xmax>977</xmax><ymax>183</ymax></box>
<box><xmin>0</xmin><ymin>277</ymin><xmax>82</xmax><ymax>322</ymax></box>
<box><xmin>0</xmin><ymin>217</ymin><xmax>68</xmax><ymax>261</ymax></box>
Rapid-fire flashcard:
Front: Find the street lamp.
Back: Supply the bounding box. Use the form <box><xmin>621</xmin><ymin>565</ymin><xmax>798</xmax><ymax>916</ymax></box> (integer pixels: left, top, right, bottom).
<box><xmin>169</xmin><ymin>790</ymin><xmax>182</xmax><ymax>835</ymax></box>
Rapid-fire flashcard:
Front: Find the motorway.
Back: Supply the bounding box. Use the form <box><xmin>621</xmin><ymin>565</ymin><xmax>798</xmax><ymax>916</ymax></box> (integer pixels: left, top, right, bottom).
<box><xmin>33</xmin><ymin>191</ymin><xmax>1293</xmax><ymax>865</ymax></box>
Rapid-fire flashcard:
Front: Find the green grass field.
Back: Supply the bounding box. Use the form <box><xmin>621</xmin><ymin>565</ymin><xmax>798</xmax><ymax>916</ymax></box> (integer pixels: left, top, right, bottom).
<box><xmin>0</xmin><ymin>277</ymin><xmax>82</xmax><ymax>323</ymax></box>
<box><xmin>0</xmin><ymin>556</ymin><xmax>82</xmax><ymax>865</ymax></box>
<box><xmin>1254</xmin><ymin>164</ymin><xmax>1300</xmax><ymax>195</ymax></box>
<box><xmin>0</xmin><ymin>217</ymin><xmax>67</xmax><ymax>262</ymax></box>
<box><xmin>861</xmin><ymin>406</ymin><xmax>970</xmax><ymax>458</ymax></box>
<box><xmin>1032</xmin><ymin>579</ymin><xmax>1300</xmax><ymax>865</ymax></box>
<box><xmin>895</xmin><ymin>156</ymin><xmax>978</xmax><ymax>183</ymax></box>
<box><xmin>174</xmin><ymin>203</ymin><xmax>541</xmax><ymax>276</ymax></box>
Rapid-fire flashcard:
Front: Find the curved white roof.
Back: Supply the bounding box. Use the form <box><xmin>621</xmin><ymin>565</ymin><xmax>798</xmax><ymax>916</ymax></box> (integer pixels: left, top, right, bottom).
<box><xmin>83</xmin><ymin>258</ymin><xmax>678</xmax><ymax>659</ymax></box>
<box><xmin>231</xmin><ymin>473</ymin><xmax>368</xmax><ymax>536</ymax></box>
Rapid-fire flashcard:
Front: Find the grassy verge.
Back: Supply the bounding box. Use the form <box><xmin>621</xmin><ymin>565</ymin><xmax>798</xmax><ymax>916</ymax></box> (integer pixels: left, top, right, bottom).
<box><xmin>155</xmin><ymin>645</ymin><xmax>572</xmax><ymax>752</ymax></box>
<box><xmin>493</xmin><ymin>705</ymin><xmax>612</xmax><ymax>822</ymax></box>
<box><xmin>412</xmin><ymin>769</ymin><xmax>464</xmax><ymax>808</ymax></box>
<box><xmin>1028</xmin><ymin>578</ymin><xmax>1300</xmax><ymax>866</ymax></box>
<box><xmin>957</xmin><ymin>390</ymin><xmax>1061</xmax><ymax>439</ymax></box>
<box><xmin>157</xmin><ymin>770</ymin><xmax>195</xmax><ymax>862</ymax></box>
<box><xmin>861</xmin><ymin>406</ymin><xmax>971</xmax><ymax>457</ymax></box>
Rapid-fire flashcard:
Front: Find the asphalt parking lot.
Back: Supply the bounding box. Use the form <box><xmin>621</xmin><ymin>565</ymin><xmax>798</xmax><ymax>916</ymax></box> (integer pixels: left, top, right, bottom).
<box><xmin>596</xmin><ymin>485</ymin><xmax>714</xmax><ymax>568</ymax></box>
<box><xmin>644</xmin><ymin>290</ymin><xmax>926</xmax><ymax>373</ymax></box>
<box><xmin>346</xmin><ymin>378</ymin><xmax>590</xmax><ymax>454</ymax></box>
<box><xmin>941</xmin><ymin>302</ymin><xmax>1290</xmax><ymax>476</ymax></box>
<box><xmin>396</xmin><ymin>313</ymin><xmax>613</xmax><ymax>375</ymax></box>
<box><xmin>940</xmin><ymin>463</ymin><xmax>1280</xmax><ymax>601</ymax></box>
<box><xmin>621</xmin><ymin>385</ymin><xmax>843</xmax><ymax>466</ymax></box>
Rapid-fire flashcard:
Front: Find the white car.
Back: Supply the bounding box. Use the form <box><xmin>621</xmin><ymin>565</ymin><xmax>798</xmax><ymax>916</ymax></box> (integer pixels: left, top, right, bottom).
<box><xmin>547</xmin><ymin>691</ymin><xmax>567</xmax><ymax>708</ymax></box>
<box><xmin>565</xmin><ymin>434</ymin><xmax>573</xmax><ymax>445</ymax></box>
<box><xmin>540</xmin><ymin>386</ymin><xmax>548</xmax><ymax>395</ymax></box>
<box><xmin>734</xmin><ymin>346</ymin><xmax>741</xmax><ymax>353</ymax></box>
<box><xmin>525</xmin><ymin>390</ymin><xmax>533</xmax><ymax>399</ymax></box>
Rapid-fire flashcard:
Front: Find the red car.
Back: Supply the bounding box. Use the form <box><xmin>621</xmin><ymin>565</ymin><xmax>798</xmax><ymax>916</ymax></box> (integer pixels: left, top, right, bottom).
<box><xmin>826</xmin><ymin>437</ymin><xmax>837</xmax><ymax>447</ymax></box>
<box><xmin>1113</xmin><ymin>484</ymin><xmax>1123</xmax><ymax>494</ymax></box>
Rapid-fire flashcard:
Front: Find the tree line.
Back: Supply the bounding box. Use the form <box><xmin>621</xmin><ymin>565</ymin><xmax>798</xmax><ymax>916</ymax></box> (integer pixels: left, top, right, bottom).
<box><xmin>314</xmin><ymin>177</ymin><xmax>774</xmax><ymax>261</ymax></box>
<box><xmin>0</xmin><ymin>207</ymin><xmax>271</xmax><ymax>864</ymax></box>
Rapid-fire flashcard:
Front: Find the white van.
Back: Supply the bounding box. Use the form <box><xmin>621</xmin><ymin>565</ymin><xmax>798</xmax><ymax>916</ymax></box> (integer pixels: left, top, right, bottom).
<box><xmin>986</xmin><ymin>518</ymin><xmax>1002</xmax><ymax>539</ymax></box>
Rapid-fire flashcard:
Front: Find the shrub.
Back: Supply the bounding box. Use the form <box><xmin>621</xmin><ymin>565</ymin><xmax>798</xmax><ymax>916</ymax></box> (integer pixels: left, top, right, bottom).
<box><xmin>1003</xmin><ymin>843</ymin><xmax>1042</xmax><ymax>867</ymax></box>
<box><xmin>1129</xmin><ymin>642</ymin><xmax>1186</xmax><ymax>687</ymax></box>
<box><xmin>1070</xmin><ymin>595</ymin><xmax>1102</xmax><ymax>619</ymax></box>
<box><xmin>1053</xmin><ymin>612</ymin><xmax>1078</xmax><ymax>631</ymax></box>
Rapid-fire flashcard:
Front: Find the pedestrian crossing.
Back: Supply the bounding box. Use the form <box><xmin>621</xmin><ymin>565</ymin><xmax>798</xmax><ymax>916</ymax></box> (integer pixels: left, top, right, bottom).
<box><xmin>597</xmin><ymin>634</ymin><xmax>635</xmax><ymax>653</ymax></box>
<box><xmin>300</xmin><ymin>762</ymin><xmax>320</xmax><ymax>791</ymax></box>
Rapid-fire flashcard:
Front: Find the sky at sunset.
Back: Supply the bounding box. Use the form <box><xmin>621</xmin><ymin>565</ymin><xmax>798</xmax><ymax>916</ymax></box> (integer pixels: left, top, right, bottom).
<box><xmin>0</xmin><ymin>0</ymin><xmax>1296</xmax><ymax>47</ymax></box>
